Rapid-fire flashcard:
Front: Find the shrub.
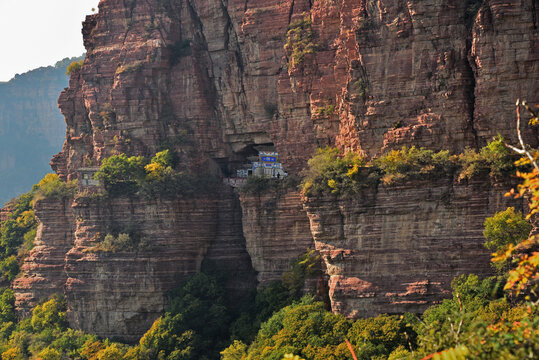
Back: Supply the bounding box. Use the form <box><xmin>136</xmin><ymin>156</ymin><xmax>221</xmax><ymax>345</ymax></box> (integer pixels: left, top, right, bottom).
<box><xmin>415</xmin><ymin>274</ymin><xmax>503</xmax><ymax>355</ymax></box>
<box><xmin>457</xmin><ymin>136</ymin><xmax>516</xmax><ymax>181</ymax></box>
<box><xmin>456</xmin><ymin>147</ymin><xmax>485</xmax><ymax>180</ymax></box>
<box><xmin>350</xmin><ymin>78</ymin><xmax>368</xmax><ymax>97</ymax></box>
<box><xmin>240</xmin><ymin>296</ymin><xmax>353</xmax><ymax>360</ymax></box>
<box><xmin>483</xmin><ymin>207</ymin><xmax>531</xmax><ymax>252</ymax></box>
<box><xmin>115</xmin><ymin>61</ymin><xmax>143</xmax><ymax>75</ymax></box>
<box><xmin>347</xmin><ymin>313</ymin><xmax>417</xmax><ymax>359</ymax></box>
<box><xmin>315</xmin><ymin>104</ymin><xmax>335</xmax><ymax>117</ymax></box>
<box><xmin>374</xmin><ymin>146</ymin><xmax>454</xmax><ymax>185</ymax></box>
<box><xmin>90</xmin><ymin>233</ymin><xmax>135</xmax><ymax>253</ymax></box>
<box><xmin>96</xmin><ymin>151</ymin><xmax>210</xmax><ymax>198</ymax></box>
<box><xmin>98</xmin><ymin>103</ymin><xmax>116</xmax><ymax>124</ymax></box>
<box><xmin>37</xmin><ymin>347</ymin><xmax>61</xmax><ymax>360</ymax></box>
<box><xmin>220</xmin><ymin>340</ymin><xmax>247</xmax><ymax>360</ymax></box>
<box><xmin>281</xmin><ymin>250</ymin><xmax>321</xmax><ymax>297</ymax></box>
<box><xmin>66</xmin><ymin>60</ymin><xmax>83</xmax><ymax>75</ymax></box>
<box><xmin>129</xmin><ymin>273</ymin><xmax>229</xmax><ymax>360</ymax></box>
<box><xmin>0</xmin><ymin>288</ymin><xmax>16</xmax><ymax>326</ymax></box>
<box><xmin>0</xmin><ymin>257</ymin><xmax>18</xmax><ymax>282</ymax></box>
<box><xmin>229</xmin><ymin>251</ymin><xmax>323</xmax><ymax>345</ymax></box>
<box><xmin>141</xmin><ymin>150</ymin><xmax>197</xmax><ymax>197</ymax></box>
<box><xmin>31</xmin><ymin>295</ymin><xmax>68</xmax><ymax>333</ymax></box>
<box><xmin>1</xmin><ymin>347</ymin><xmax>24</xmax><ymax>360</ymax></box>
<box><xmin>483</xmin><ymin>207</ymin><xmax>532</xmax><ymax>272</ymax></box>
<box><xmin>479</xmin><ymin>135</ymin><xmax>515</xmax><ymax>177</ymax></box>
<box><xmin>284</xmin><ymin>14</ymin><xmax>317</xmax><ymax>66</ymax></box>
<box><xmin>34</xmin><ymin>174</ymin><xmax>77</xmax><ymax>201</ymax></box>
<box><xmin>94</xmin><ymin>154</ymin><xmax>146</xmax><ymax>195</ymax></box>
<box><xmin>301</xmin><ymin>147</ymin><xmax>370</xmax><ymax>196</ymax></box>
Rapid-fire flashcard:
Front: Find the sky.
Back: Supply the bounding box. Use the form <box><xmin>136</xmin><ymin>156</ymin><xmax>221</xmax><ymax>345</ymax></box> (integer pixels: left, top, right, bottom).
<box><xmin>0</xmin><ymin>0</ymin><xmax>100</xmax><ymax>81</ymax></box>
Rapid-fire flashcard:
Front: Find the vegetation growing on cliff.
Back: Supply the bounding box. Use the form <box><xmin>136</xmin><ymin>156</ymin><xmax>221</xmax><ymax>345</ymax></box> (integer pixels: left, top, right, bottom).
<box><xmin>284</xmin><ymin>14</ymin><xmax>317</xmax><ymax>66</ymax></box>
<box><xmin>66</xmin><ymin>60</ymin><xmax>84</xmax><ymax>75</ymax></box>
<box><xmin>456</xmin><ymin>135</ymin><xmax>516</xmax><ymax>181</ymax></box>
<box><xmin>0</xmin><ymin>293</ymin><xmax>100</xmax><ymax>359</ymax></box>
<box><xmin>301</xmin><ymin>147</ymin><xmax>374</xmax><ymax>196</ymax></box>
<box><xmin>301</xmin><ymin>136</ymin><xmax>518</xmax><ymax>197</ymax></box>
<box><xmin>0</xmin><ymin>190</ymin><xmax>37</xmax><ymax>282</ymax></box>
<box><xmin>0</xmin><ymin>242</ymin><xmax>536</xmax><ymax>360</ymax></box>
<box><xmin>33</xmin><ymin>174</ymin><xmax>77</xmax><ymax>202</ymax></box>
<box><xmin>0</xmin><ymin>174</ymin><xmax>77</xmax><ymax>283</ymax></box>
<box><xmin>94</xmin><ymin>150</ymin><xmax>214</xmax><ymax>198</ymax></box>
<box><xmin>87</xmin><ymin>233</ymin><xmax>150</xmax><ymax>253</ymax></box>
<box><xmin>375</xmin><ymin>147</ymin><xmax>454</xmax><ymax>184</ymax></box>
<box><xmin>0</xmin><ymin>108</ymin><xmax>536</xmax><ymax>359</ymax></box>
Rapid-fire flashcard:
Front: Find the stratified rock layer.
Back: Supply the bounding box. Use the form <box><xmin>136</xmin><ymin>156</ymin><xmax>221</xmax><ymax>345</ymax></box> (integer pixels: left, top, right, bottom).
<box><xmin>64</xmin><ymin>188</ymin><xmax>255</xmax><ymax>342</ymax></box>
<box><xmin>240</xmin><ymin>188</ymin><xmax>314</xmax><ymax>284</ymax></box>
<box><xmin>14</xmin><ymin>198</ymin><xmax>75</xmax><ymax>314</ymax></box>
<box><xmin>14</xmin><ymin>0</ymin><xmax>539</xmax><ymax>340</ymax></box>
<box><xmin>64</xmin><ymin>195</ymin><xmax>217</xmax><ymax>342</ymax></box>
<box><xmin>304</xmin><ymin>179</ymin><xmax>524</xmax><ymax>316</ymax></box>
<box><xmin>51</xmin><ymin>0</ymin><xmax>538</xmax><ymax>181</ymax></box>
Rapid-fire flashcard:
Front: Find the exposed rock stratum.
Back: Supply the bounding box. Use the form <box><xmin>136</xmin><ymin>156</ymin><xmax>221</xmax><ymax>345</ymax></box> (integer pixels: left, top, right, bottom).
<box><xmin>11</xmin><ymin>0</ymin><xmax>538</xmax><ymax>341</ymax></box>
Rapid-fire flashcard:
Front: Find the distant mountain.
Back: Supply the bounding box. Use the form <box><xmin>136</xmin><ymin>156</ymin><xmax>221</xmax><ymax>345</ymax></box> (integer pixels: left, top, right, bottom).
<box><xmin>0</xmin><ymin>56</ymin><xmax>83</xmax><ymax>204</ymax></box>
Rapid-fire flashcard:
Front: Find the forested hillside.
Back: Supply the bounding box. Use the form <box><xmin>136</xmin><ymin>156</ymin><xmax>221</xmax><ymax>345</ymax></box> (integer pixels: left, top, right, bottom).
<box><xmin>0</xmin><ymin>56</ymin><xmax>82</xmax><ymax>204</ymax></box>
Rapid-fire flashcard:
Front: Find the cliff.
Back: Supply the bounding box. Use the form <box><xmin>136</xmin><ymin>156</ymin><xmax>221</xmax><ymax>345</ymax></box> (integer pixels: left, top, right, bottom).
<box><xmin>239</xmin><ymin>188</ymin><xmax>315</xmax><ymax>285</ymax></box>
<box><xmin>0</xmin><ymin>57</ymin><xmax>82</xmax><ymax>204</ymax></box>
<box><xmin>304</xmin><ymin>178</ymin><xmax>524</xmax><ymax>317</ymax></box>
<box><xmin>13</xmin><ymin>0</ymin><xmax>538</xmax><ymax>341</ymax></box>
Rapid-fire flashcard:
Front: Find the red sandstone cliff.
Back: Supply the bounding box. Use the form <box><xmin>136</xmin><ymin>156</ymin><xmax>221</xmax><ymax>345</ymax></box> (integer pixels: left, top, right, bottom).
<box><xmin>304</xmin><ymin>179</ymin><xmax>525</xmax><ymax>316</ymax></box>
<box><xmin>13</xmin><ymin>0</ymin><xmax>539</xmax><ymax>340</ymax></box>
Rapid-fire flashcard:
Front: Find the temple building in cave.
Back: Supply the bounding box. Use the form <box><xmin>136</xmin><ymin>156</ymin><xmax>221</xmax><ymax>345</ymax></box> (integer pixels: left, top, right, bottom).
<box><xmin>236</xmin><ymin>148</ymin><xmax>287</xmax><ymax>179</ymax></box>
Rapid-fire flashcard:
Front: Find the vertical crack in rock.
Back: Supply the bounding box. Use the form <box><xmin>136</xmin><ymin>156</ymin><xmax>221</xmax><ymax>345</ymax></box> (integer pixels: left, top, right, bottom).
<box><xmin>465</xmin><ymin>38</ymin><xmax>480</xmax><ymax>149</ymax></box>
<box><xmin>465</xmin><ymin>0</ymin><xmax>483</xmax><ymax>148</ymax></box>
<box><xmin>532</xmin><ymin>0</ymin><xmax>537</xmax><ymax>29</ymax></box>
<box><xmin>288</xmin><ymin>0</ymin><xmax>295</xmax><ymax>25</ymax></box>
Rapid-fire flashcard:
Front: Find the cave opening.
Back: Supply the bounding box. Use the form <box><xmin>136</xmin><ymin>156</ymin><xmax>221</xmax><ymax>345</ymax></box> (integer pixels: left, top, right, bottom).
<box><xmin>214</xmin><ymin>142</ymin><xmax>287</xmax><ymax>184</ymax></box>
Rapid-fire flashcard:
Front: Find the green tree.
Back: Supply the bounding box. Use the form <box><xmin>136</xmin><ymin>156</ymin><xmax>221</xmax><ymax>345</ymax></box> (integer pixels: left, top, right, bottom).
<box><xmin>483</xmin><ymin>207</ymin><xmax>531</xmax><ymax>252</ymax></box>
<box><xmin>415</xmin><ymin>275</ymin><xmax>503</xmax><ymax>355</ymax></box>
<box><xmin>66</xmin><ymin>60</ymin><xmax>83</xmax><ymax>75</ymax></box>
<box><xmin>239</xmin><ymin>296</ymin><xmax>353</xmax><ymax>360</ymax></box>
<box><xmin>31</xmin><ymin>295</ymin><xmax>68</xmax><ymax>332</ymax></box>
<box><xmin>33</xmin><ymin>173</ymin><xmax>77</xmax><ymax>201</ymax></box>
<box><xmin>94</xmin><ymin>154</ymin><xmax>146</xmax><ymax>195</ymax></box>
<box><xmin>220</xmin><ymin>340</ymin><xmax>247</xmax><ymax>360</ymax></box>
<box><xmin>130</xmin><ymin>272</ymin><xmax>229</xmax><ymax>360</ymax></box>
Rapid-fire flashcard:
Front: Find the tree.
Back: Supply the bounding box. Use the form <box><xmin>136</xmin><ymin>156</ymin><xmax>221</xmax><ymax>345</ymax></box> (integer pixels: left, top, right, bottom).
<box><xmin>94</xmin><ymin>154</ymin><xmax>146</xmax><ymax>195</ymax></box>
<box><xmin>483</xmin><ymin>207</ymin><xmax>532</xmax><ymax>272</ymax></box>
<box><xmin>495</xmin><ymin>100</ymin><xmax>539</xmax><ymax>297</ymax></box>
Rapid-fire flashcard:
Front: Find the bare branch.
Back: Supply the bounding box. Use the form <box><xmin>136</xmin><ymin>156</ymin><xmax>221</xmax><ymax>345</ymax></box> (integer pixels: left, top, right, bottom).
<box><xmin>511</xmin><ymin>100</ymin><xmax>539</xmax><ymax>170</ymax></box>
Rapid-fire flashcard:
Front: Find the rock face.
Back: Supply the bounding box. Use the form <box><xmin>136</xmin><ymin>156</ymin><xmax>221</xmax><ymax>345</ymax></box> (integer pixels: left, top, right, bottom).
<box><xmin>304</xmin><ymin>179</ymin><xmax>524</xmax><ymax>316</ymax></box>
<box><xmin>239</xmin><ymin>188</ymin><xmax>314</xmax><ymax>284</ymax></box>
<box><xmin>16</xmin><ymin>187</ymin><xmax>256</xmax><ymax>342</ymax></box>
<box><xmin>14</xmin><ymin>198</ymin><xmax>76</xmax><ymax>313</ymax></box>
<box><xmin>13</xmin><ymin>0</ymin><xmax>539</xmax><ymax>340</ymax></box>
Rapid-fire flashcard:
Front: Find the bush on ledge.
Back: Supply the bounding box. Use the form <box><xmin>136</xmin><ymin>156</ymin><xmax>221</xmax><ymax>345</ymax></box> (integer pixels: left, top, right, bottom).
<box><xmin>301</xmin><ymin>147</ymin><xmax>375</xmax><ymax>197</ymax></box>
<box><xmin>33</xmin><ymin>174</ymin><xmax>77</xmax><ymax>201</ymax></box>
<box><xmin>302</xmin><ymin>137</ymin><xmax>519</xmax><ymax>197</ymax></box>
<box><xmin>94</xmin><ymin>150</ymin><xmax>216</xmax><ymax>198</ymax></box>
